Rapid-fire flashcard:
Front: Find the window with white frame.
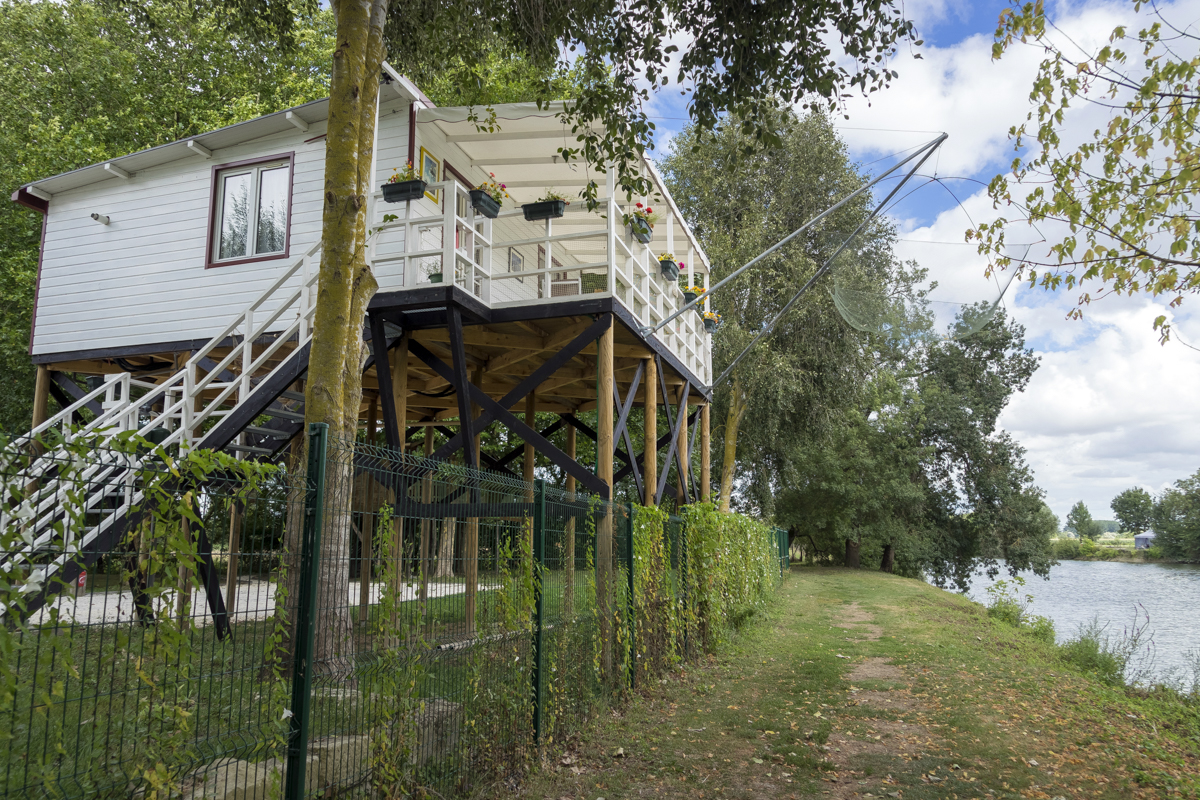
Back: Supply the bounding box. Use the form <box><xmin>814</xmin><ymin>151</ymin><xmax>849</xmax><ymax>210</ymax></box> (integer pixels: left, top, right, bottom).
<box><xmin>210</xmin><ymin>158</ymin><xmax>291</xmax><ymax>264</ymax></box>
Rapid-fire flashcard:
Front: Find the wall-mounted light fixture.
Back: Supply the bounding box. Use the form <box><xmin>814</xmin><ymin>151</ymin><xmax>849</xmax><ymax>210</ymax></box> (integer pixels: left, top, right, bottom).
<box><xmin>90</xmin><ymin>213</ymin><xmax>110</xmax><ymax>225</ymax></box>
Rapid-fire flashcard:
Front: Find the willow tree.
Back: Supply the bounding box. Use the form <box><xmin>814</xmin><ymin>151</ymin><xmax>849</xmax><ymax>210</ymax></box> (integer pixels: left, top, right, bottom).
<box><xmin>660</xmin><ymin>112</ymin><xmax>891</xmax><ymax>513</ymax></box>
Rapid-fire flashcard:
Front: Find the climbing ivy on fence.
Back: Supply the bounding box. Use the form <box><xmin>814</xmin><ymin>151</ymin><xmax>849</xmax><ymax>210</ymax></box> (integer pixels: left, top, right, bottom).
<box><xmin>0</xmin><ymin>430</ymin><xmax>282</xmax><ymax>799</ymax></box>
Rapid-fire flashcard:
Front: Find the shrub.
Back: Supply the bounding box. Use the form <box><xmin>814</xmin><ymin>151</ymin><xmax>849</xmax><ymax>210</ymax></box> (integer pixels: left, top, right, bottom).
<box><xmin>1059</xmin><ymin>610</ymin><xmax>1155</xmax><ymax>687</ymax></box>
<box><xmin>985</xmin><ymin>577</ymin><xmax>1055</xmax><ymax>642</ymax></box>
<box><xmin>1078</xmin><ymin>537</ymin><xmax>1100</xmax><ymax>558</ymax></box>
<box><xmin>1053</xmin><ymin>538</ymin><xmax>1081</xmax><ymax>559</ymax></box>
<box><xmin>1143</xmin><ymin>545</ymin><xmax>1164</xmax><ymax>560</ymax></box>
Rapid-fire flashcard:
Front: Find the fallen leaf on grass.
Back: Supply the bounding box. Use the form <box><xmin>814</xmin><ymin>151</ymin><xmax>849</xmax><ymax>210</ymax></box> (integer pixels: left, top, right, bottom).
<box><xmin>612</xmin><ymin>747</ymin><xmax>625</xmax><ymax>758</ymax></box>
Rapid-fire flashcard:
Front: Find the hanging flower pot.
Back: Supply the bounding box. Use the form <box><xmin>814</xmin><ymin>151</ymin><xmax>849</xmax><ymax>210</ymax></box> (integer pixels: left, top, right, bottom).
<box><xmin>524</xmin><ymin>190</ymin><xmax>570</xmax><ymax>221</ymax></box>
<box><xmin>702</xmin><ymin>312</ymin><xmax>721</xmax><ymax>334</ymax></box>
<box><xmin>382</xmin><ymin>161</ymin><xmax>425</xmax><ymax>203</ymax></box>
<box><xmin>382</xmin><ymin>179</ymin><xmax>427</xmax><ymax>203</ymax></box>
<box><xmin>682</xmin><ymin>285</ymin><xmax>705</xmax><ymax>305</ymax></box>
<box><xmin>428</xmin><ymin>272</ymin><xmax>443</xmax><ymax>284</ymax></box>
<box><xmin>469</xmin><ymin>189</ymin><xmax>501</xmax><ymax>219</ymax></box>
<box><xmin>658</xmin><ymin>253</ymin><xmax>679</xmax><ymax>281</ymax></box>
<box><xmin>470</xmin><ymin>173</ymin><xmax>508</xmax><ymax>218</ymax></box>
<box><xmin>629</xmin><ymin>217</ymin><xmax>653</xmax><ymax>244</ymax></box>
<box><xmin>624</xmin><ymin>203</ymin><xmax>657</xmax><ymax>244</ymax></box>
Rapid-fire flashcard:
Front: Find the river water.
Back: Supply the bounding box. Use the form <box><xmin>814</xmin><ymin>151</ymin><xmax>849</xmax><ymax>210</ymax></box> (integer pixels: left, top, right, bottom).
<box><xmin>964</xmin><ymin>560</ymin><xmax>1200</xmax><ymax>684</ymax></box>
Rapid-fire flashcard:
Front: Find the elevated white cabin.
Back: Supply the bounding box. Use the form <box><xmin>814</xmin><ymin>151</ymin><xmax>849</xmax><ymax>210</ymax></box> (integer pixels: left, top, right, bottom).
<box><xmin>18</xmin><ymin>68</ymin><xmax>713</xmax><ymax>387</ymax></box>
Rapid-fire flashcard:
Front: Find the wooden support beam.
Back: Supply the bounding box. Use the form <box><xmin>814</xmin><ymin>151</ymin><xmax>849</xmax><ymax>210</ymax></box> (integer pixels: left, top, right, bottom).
<box><xmin>447</xmin><ymin>307</ymin><xmax>477</xmax><ymax>469</ymax></box>
<box><xmin>643</xmin><ymin>357</ymin><xmax>657</xmax><ymax>506</ymax></box>
<box><xmin>676</xmin><ymin>385</ymin><xmax>690</xmax><ymax>507</ymax></box>
<box><xmin>410</xmin><ymin>338</ymin><xmax>610</xmax><ymax>496</ymax></box>
<box><xmin>597</xmin><ymin>315</ymin><xmax>615</xmax><ymax>678</ymax></box>
<box><xmin>426</xmin><ymin>315</ymin><xmax>611</xmax><ymax>461</ymax></box>
<box><xmin>524</xmin><ymin>390</ymin><xmax>536</xmax><ymax>485</ymax></box>
<box><xmin>701</xmin><ymin>404</ymin><xmax>711</xmax><ymax>503</ymax></box>
<box><xmin>225</xmin><ymin>502</ymin><xmax>242</xmax><ymax>614</ymax></box>
<box><xmin>613</xmin><ymin>361</ymin><xmax>644</xmax><ymax>502</ymax></box>
<box><xmin>366</xmin><ymin>395</ymin><xmax>378</xmax><ymax>447</ymax></box>
<box><xmin>465</xmin><ymin>366</ymin><xmax>482</xmax><ymax>636</ymax></box>
<box><xmin>393</xmin><ymin>333</ymin><xmax>408</xmax><ymax>453</ymax></box>
<box><xmin>369</xmin><ymin>314</ymin><xmax>402</xmax><ymax>449</ymax></box>
<box><xmin>565</xmin><ymin>423</ymin><xmax>576</xmax><ymax>615</ymax></box>
<box><xmin>688</xmin><ymin>398</ymin><xmax>702</xmax><ymax>501</ymax></box>
<box><xmin>32</xmin><ymin>365</ymin><xmax>50</xmax><ymax>431</ymax></box>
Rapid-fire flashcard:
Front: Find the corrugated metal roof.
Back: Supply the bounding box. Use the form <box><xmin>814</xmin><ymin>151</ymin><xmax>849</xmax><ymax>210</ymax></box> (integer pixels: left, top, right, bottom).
<box><xmin>20</xmin><ymin>63</ymin><xmax>424</xmax><ymax>198</ymax></box>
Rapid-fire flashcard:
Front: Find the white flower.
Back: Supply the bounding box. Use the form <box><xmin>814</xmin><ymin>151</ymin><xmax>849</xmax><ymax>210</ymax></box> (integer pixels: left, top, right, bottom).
<box><xmin>281</xmin><ymin>708</ymin><xmax>294</xmax><ymax>720</ymax></box>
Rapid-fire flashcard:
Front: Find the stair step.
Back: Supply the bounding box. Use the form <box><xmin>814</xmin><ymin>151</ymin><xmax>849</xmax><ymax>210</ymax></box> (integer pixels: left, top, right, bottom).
<box><xmin>263</xmin><ymin>407</ymin><xmax>304</xmax><ymax>421</ymax></box>
<box><xmin>244</xmin><ymin>425</ymin><xmax>292</xmax><ymax>439</ymax></box>
<box><xmin>279</xmin><ymin>390</ymin><xmax>305</xmax><ymax>402</ymax></box>
<box><xmin>227</xmin><ymin>444</ymin><xmax>275</xmax><ymax>456</ymax></box>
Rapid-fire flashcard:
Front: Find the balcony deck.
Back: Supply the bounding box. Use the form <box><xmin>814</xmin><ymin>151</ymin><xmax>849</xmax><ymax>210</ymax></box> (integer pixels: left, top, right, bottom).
<box><xmin>366</xmin><ymin>178</ymin><xmax>712</xmax><ymax>388</ymax></box>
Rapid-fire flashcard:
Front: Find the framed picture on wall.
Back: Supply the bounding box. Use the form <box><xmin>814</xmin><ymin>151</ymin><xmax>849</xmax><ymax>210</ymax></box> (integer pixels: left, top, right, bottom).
<box><xmin>508</xmin><ymin>247</ymin><xmax>524</xmax><ymax>283</ymax></box>
<box><xmin>419</xmin><ymin>147</ymin><xmax>440</xmax><ymax>203</ymax></box>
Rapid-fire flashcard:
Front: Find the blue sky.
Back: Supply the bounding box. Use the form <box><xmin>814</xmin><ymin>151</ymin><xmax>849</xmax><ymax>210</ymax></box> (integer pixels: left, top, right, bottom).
<box><xmin>643</xmin><ymin>0</ymin><xmax>1200</xmax><ymax>524</ymax></box>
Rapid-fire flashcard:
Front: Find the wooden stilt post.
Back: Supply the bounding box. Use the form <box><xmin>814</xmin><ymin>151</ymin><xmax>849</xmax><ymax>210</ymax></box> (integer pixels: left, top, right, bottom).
<box><xmin>597</xmin><ymin>319</ymin><xmax>615</xmax><ymax>678</ymax></box>
<box><xmin>359</xmin><ymin>402</ymin><xmax>378</xmax><ymax>623</ymax></box>
<box><xmin>525</xmin><ymin>390</ymin><xmax>536</xmax><ymax>546</ymax></box>
<box><xmin>564</xmin><ymin>424</ymin><xmax>576</xmax><ymax>616</ymax></box>
<box><xmin>225</xmin><ymin>502</ymin><xmax>242</xmax><ymax>614</ymax></box>
<box><xmin>31</xmin><ymin>365</ymin><xmax>50</xmax><ymax>431</ymax></box>
<box><xmin>392</xmin><ymin>333</ymin><xmax>407</xmax><ymax>593</ymax></box>
<box><xmin>419</xmin><ymin>429</ymin><xmax>433</xmax><ymax>620</ymax></box>
<box><xmin>676</xmin><ymin>386</ymin><xmax>689</xmax><ymax>506</ymax></box>
<box><xmin>701</xmin><ymin>404</ymin><xmax>711</xmax><ymax>503</ymax></box>
<box><xmin>465</xmin><ymin>366</ymin><xmax>482</xmax><ymax>635</ymax></box>
<box><xmin>177</xmin><ymin>492</ymin><xmax>193</xmax><ymax>626</ymax></box>
<box><xmin>643</xmin><ymin>357</ymin><xmax>657</xmax><ymax>507</ymax></box>
<box><xmin>366</xmin><ymin>395</ymin><xmax>378</xmax><ymax>447</ymax></box>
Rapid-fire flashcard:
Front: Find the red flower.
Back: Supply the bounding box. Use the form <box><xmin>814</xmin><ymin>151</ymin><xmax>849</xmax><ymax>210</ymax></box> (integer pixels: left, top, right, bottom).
<box><xmin>646</xmin><ymin>207</ymin><xmax>654</xmax><ymax>214</ymax></box>
<box><xmin>636</xmin><ymin>202</ymin><xmax>644</xmax><ymax>208</ymax></box>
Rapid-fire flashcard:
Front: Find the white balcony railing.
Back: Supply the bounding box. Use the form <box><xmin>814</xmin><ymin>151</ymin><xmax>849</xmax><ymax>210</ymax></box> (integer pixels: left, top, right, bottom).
<box><xmin>368</xmin><ymin>178</ymin><xmax>712</xmax><ymax>385</ymax></box>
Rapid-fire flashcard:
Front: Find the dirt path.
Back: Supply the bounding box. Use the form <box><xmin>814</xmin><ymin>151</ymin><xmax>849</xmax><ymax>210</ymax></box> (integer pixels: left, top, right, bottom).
<box><xmin>519</xmin><ymin>569</ymin><xmax>1198</xmax><ymax>800</ymax></box>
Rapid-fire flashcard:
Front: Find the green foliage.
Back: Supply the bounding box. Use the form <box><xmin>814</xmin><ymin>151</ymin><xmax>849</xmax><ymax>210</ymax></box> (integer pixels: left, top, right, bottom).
<box><xmin>660</xmin><ymin>110</ymin><xmax>894</xmax><ymax>517</ymax></box>
<box><xmin>680</xmin><ymin>503</ymin><xmax>782</xmax><ymax>651</ymax></box>
<box><xmin>1152</xmin><ymin>470</ymin><xmax>1200</xmax><ymax>561</ymax></box>
<box><xmin>1111</xmin><ymin>487</ymin><xmax>1154</xmax><ymax>534</ymax></box>
<box><xmin>1052</xmin><ymin>537</ymin><xmax>1081</xmax><ymax>560</ymax></box>
<box><xmin>0</xmin><ymin>0</ymin><xmax>335</xmax><ymax>433</ymax></box>
<box><xmin>984</xmin><ymin>576</ymin><xmax>1055</xmax><ymax>644</ymax></box>
<box><xmin>1065</xmin><ymin>501</ymin><xmax>1103</xmax><ymax>541</ymax></box>
<box><xmin>385</xmin><ymin>0</ymin><xmax>920</xmax><ymax>207</ymax></box>
<box><xmin>1059</xmin><ymin>620</ymin><xmax>1137</xmax><ymax>687</ymax></box>
<box><xmin>971</xmin><ymin>3</ymin><xmax>1200</xmax><ymax>340</ymax></box>
<box><xmin>0</xmin><ymin>430</ymin><xmax>284</xmax><ymax>797</ymax></box>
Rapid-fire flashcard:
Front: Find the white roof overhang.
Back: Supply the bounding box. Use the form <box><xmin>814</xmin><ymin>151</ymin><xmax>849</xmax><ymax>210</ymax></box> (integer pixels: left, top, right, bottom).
<box><xmin>418</xmin><ymin>102</ymin><xmax>710</xmax><ymax>272</ymax></box>
<box><xmin>18</xmin><ymin>61</ymin><xmax>424</xmax><ymax>199</ymax></box>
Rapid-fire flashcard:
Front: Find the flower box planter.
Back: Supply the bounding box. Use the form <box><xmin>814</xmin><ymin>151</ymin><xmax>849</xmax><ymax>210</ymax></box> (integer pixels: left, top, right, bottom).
<box><xmin>629</xmin><ymin>218</ymin><xmax>653</xmax><ymax>244</ymax></box>
<box><xmin>469</xmin><ymin>189</ymin><xmax>501</xmax><ymax>219</ymax></box>
<box><xmin>683</xmin><ymin>290</ymin><xmax>698</xmax><ymax>304</ymax></box>
<box><xmin>658</xmin><ymin>259</ymin><xmax>680</xmax><ymax>281</ymax></box>
<box><xmin>382</xmin><ymin>179</ymin><xmax>427</xmax><ymax>203</ymax></box>
<box><xmin>427</xmin><ymin>272</ymin><xmax>443</xmax><ymax>284</ymax></box>
<box><xmin>703</xmin><ymin>317</ymin><xmax>719</xmax><ymax>334</ymax></box>
<box><xmin>522</xmin><ymin>199</ymin><xmax>566</xmax><ymax>221</ymax></box>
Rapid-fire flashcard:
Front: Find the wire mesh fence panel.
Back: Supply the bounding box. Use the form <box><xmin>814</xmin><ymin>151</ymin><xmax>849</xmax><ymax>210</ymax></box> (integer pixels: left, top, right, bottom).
<box><xmin>0</xmin><ymin>439</ymin><xmax>305</xmax><ymax>800</ymax></box>
<box><xmin>2</xmin><ymin>429</ymin><xmax>786</xmax><ymax>799</ymax></box>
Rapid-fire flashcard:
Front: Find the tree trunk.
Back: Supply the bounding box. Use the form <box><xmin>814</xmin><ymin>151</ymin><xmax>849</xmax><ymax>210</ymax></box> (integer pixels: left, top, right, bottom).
<box><xmin>299</xmin><ymin>0</ymin><xmax>387</xmax><ymax>673</ymax></box>
<box><xmin>880</xmin><ymin>543</ymin><xmax>895</xmax><ymax>573</ymax></box>
<box><xmin>718</xmin><ymin>371</ymin><xmax>748</xmax><ymax>513</ymax></box>
<box><xmin>435</xmin><ymin>517</ymin><xmax>456</xmax><ymax>578</ymax></box>
<box><xmin>844</xmin><ymin>538</ymin><xmax>860</xmax><ymax>569</ymax></box>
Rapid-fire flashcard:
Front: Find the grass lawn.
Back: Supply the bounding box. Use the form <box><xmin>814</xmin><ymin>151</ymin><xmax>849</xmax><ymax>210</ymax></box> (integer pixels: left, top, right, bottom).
<box><xmin>520</xmin><ymin>567</ymin><xmax>1200</xmax><ymax>800</ymax></box>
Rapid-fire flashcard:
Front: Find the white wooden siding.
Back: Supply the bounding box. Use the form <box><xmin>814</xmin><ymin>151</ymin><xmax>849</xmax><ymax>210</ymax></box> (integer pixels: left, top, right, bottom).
<box><xmin>33</xmin><ymin>120</ymin><xmax>334</xmax><ymax>357</ymax></box>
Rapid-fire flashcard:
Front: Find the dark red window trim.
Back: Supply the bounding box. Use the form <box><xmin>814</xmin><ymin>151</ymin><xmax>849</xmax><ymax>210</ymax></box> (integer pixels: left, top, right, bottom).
<box><xmin>205</xmin><ymin>151</ymin><xmax>295</xmax><ymax>269</ymax></box>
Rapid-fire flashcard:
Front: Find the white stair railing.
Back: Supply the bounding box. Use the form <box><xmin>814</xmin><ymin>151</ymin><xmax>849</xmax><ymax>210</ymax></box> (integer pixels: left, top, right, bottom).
<box><xmin>0</xmin><ymin>240</ymin><xmax>324</xmax><ymax>602</ymax></box>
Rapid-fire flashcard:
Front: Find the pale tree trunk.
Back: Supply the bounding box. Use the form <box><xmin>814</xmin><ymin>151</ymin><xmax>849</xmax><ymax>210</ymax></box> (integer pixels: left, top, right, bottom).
<box><xmin>718</xmin><ymin>371</ymin><xmax>748</xmax><ymax>513</ymax></box>
<box><xmin>295</xmin><ymin>0</ymin><xmax>387</xmax><ymax>672</ymax></box>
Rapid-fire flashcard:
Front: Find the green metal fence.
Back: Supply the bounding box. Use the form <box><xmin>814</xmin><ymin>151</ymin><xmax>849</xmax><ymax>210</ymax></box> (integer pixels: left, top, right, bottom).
<box><xmin>0</xmin><ymin>424</ymin><xmax>783</xmax><ymax>799</ymax></box>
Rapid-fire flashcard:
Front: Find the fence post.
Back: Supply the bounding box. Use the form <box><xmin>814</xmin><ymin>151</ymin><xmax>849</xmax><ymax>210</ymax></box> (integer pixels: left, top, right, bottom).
<box><xmin>531</xmin><ymin>478</ymin><xmax>546</xmax><ymax>745</ymax></box>
<box><xmin>626</xmin><ymin>503</ymin><xmax>636</xmax><ymax>690</ymax></box>
<box><xmin>680</xmin><ymin>516</ymin><xmax>689</xmax><ymax>659</ymax></box>
<box><xmin>284</xmin><ymin>422</ymin><xmax>328</xmax><ymax>800</ymax></box>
